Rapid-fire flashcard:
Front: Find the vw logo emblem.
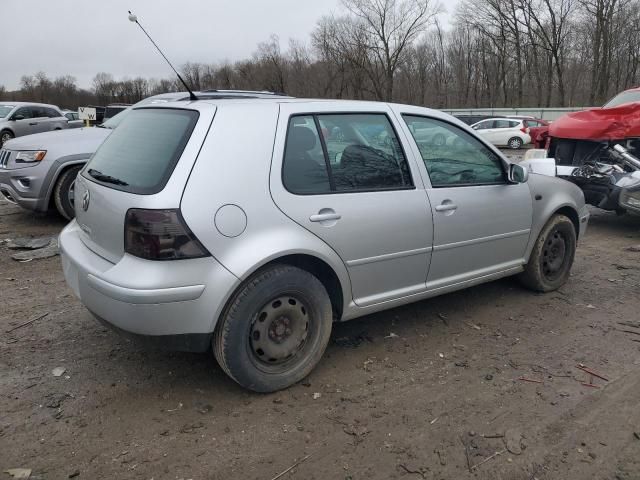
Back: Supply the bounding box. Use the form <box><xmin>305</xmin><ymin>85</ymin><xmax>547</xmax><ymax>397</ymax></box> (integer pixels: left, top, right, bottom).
<box><xmin>82</xmin><ymin>189</ymin><xmax>90</xmax><ymax>211</ymax></box>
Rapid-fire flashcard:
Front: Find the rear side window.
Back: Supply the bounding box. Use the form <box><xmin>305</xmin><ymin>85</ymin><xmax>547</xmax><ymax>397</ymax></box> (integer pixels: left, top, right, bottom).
<box><xmin>282</xmin><ymin>113</ymin><xmax>412</xmax><ymax>194</ymax></box>
<box><xmin>83</xmin><ymin>108</ymin><xmax>199</xmax><ymax>194</ymax></box>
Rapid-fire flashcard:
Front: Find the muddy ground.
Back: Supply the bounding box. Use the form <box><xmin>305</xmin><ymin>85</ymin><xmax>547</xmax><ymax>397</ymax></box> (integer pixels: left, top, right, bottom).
<box><xmin>2</xmin><ymin>186</ymin><xmax>640</xmax><ymax>479</ymax></box>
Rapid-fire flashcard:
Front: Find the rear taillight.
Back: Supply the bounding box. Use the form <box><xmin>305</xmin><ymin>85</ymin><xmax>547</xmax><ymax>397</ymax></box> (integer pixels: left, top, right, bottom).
<box><xmin>521</xmin><ymin>127</ymin><xmax>530</xmax><ymax>134</ymax></box>
<box><xmin>124</xmin><ymin>209</ymin><xmax>210</xmax><ymax>260</ymax></box>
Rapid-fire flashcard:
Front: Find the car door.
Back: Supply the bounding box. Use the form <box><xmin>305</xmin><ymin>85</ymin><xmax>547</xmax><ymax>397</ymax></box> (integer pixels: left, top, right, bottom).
<box><xmin>9</xmin><ymin>107</ymin><xmax>35</xmax><ymax>137</ymax></box>
<box><xmin>471</xmin><ymin>120</ymin><xmax>494</xmax><ymax>142</ymax></box>
<box><xmin>28</xmin><ymin>107</ymin><xmax>50</xmax><ymax>134</ymax></box>
<box><xmin>399</xmin><ymin>113</ymin><xmax>532</xmax><ymax>290</ymax></box>
<box><xmin>43</xmin><ymin>107</ymin><xmax>63</xmax><ymax>131</ymax></box>
<box><xmin>270</xmin><ymin>103</ymin><xmax>434</xmax><ymax>307</ymax></box>
<box><xmin>490</xmin><ymin>119</ymin><xmax>514</xmax><ymax>145</ymax></box>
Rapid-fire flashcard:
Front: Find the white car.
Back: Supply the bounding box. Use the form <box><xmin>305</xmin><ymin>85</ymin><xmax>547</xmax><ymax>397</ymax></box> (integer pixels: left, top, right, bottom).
<box><xmin>470</xmin><ymin>118</ymin><xmax>531</xmax><ymax>149</ymax></box>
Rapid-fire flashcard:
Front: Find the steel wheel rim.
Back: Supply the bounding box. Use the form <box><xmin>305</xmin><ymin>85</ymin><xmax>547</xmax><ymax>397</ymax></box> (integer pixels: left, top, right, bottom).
<box><xmin>249</xmin><ymin>295</ymin><xmax>310</xmax><ymax>368</ymax></box>
<box><xmin>542</xmin><ymin>229</ymin><xmax>567</xmax><ymax>280</ymax></box>
<box><xmin>510</xmin><ymin>138</ymin><xmax>521</xmax><ymax>149</ymax></box>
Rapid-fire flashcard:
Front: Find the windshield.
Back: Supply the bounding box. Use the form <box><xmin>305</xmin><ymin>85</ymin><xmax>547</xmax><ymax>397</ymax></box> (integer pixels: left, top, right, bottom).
<box><xmin>603</xmin><ymin>90</ymin><xmax>640</xmax><ymax>108</ymax></box>
<box><xmin>84</xmin><ymin>108</ymin><xmax>199</xmax><ymax>194</ymax></box>
<box><xmin>0</xmin><ymin>105</ymin><xmax>15</xmax><ymax>118</ymax></box>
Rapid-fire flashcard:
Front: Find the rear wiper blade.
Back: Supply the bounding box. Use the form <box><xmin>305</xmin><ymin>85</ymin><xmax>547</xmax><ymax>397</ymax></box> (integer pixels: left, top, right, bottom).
<box><xmin>87</xmin><ymin>169</ymin><xmax>129</xmax><ymax>186</ymax></box>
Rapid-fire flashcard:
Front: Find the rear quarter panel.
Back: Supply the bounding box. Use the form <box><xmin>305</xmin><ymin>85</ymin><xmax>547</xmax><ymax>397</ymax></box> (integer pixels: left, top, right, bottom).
<box><xmin>180</xmin><ymin>103</ymin><xmax>354</xmax><ymax>329</ymax></box>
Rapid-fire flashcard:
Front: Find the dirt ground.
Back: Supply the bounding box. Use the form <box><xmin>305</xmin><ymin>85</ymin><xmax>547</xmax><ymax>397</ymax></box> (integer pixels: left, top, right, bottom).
<box><xmin>2</xmin><ymin>181</ymin><xmax>640</xmax><ymax>479</ymax></box>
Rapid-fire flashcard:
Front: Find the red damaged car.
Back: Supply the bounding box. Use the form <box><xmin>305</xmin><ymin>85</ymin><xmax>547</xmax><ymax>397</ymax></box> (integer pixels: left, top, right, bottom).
<box><xmin>545</xmin><ymin>87</ymin><xmax>640</xmax><ymax>214</ymax></box>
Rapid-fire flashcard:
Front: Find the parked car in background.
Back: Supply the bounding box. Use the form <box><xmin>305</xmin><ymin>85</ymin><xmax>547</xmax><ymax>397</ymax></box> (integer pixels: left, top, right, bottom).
<box><xmin>60</xmin><ymin>97</ymin><xmax>588</xmax><ymax>392</ymax></box>
<box><xmin>471</xmin><ymin>117</ymin><xmax>531</xmax><ymax>149</ymax></box>
<box><xmin>454</xmin><ymin>114</ymin><xmax>505</xmax><ymax>125</ymax></box>
<box><xmin>0</xmin><ymin>102</ymin><xmax>68</xmax><ymax>146</ymax></box>
<box><xmin>63</xmin><ymin>110</ymin><xmax>84</xmax><ymax>129</ymax></box>
<box><xmin>0</xmin><ymin>91</ymin><xmax>289</xmax><ymax>219</ymax></box>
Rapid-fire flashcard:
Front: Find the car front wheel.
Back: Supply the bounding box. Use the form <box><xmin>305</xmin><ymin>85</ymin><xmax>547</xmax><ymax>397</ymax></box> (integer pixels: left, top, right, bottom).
<box><xmin>519</xmin><ymin>214</ymin><xmax>576</xmax><ymax>292</ymax></box>
<box><xmin>53</xmin><ymin>165</ymin><xmax>83</xmax><ymax>220</ymax></box>
<box><xmin>213</xmin><ymin>265</ymin><xmax>333</xmax><ymax>392</ymax></box>
<box><xmin>508</xmin><ymin>136</ymin><xmax>524</xmax><ymax>149</ymax></box>
<box><xmin>1</xmin><ymin>130</ymin><xmax>14</xmax><ymax>147</ymax></box>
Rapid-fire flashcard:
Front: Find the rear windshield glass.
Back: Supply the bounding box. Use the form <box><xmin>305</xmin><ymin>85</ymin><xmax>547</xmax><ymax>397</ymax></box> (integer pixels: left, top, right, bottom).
<box><xmin>83</xmin><ymin>108</ymin><xmax>199</xmax><ymax>194</ymax></box>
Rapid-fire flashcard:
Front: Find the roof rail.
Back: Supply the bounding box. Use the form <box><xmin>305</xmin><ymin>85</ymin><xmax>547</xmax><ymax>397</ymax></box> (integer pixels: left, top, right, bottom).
<box><xmin>201</xmin><ymin>89</ymin><xmax>288</xmax><ymax>96</ymax></box>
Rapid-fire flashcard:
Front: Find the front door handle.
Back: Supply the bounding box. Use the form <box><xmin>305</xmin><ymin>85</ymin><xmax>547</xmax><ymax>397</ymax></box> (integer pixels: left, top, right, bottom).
<box><xmin>29</xmin><ymin>122</ymin><xmax>38</xmax><ymax>126</ymax></box>
<box><xmin>435</xmin><ymin>202</ymin><xmax>458</xmax><ymax>212</ymax></box>
<box><xmin>310</xmin><ymin>212</ymin><xmax>342</xmax><ymax>222</ymax></box>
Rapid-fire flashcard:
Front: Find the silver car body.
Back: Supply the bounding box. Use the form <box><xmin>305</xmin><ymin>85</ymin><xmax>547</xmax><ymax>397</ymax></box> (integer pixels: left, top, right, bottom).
<box><xmin>63</xmin><ymin>111</ymin><xmax>84</xmax><ymax>129</ymax></box>
<box><xmin>0</xmin><ymin>102</ymin><xmax>68</xmax><ymax>144</ymax></box>
<box><xmin>60</xmin><ymin>98</ymin><xmax>589</xmax><ymax>351</ymax></box>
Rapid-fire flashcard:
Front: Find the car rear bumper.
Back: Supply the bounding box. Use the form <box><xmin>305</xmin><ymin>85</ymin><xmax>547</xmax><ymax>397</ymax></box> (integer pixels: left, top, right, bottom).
<box><xmin>59</xmin><ymin>220</ymin><xmax>239</xmax><ymax>350</ymax></box>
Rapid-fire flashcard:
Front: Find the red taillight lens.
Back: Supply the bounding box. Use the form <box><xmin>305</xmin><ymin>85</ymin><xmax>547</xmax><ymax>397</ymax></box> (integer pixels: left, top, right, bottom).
<box><xmin>521</xmin><ymin>127</ymin><xmax>530</xmax><ymax>134</ymax></box>
<box><xmin>124</xmin><ymin>208</ymin><xmax>210</xmax><ymax>260</ymax></box>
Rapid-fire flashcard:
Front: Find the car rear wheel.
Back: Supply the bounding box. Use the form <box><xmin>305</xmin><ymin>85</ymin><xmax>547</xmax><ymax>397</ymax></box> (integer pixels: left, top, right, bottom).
<box><xmin>53</xmin><ymin>165</ymin><xmax>83</xmax><ymax>220</ymax></box>
<box><xmin>519</xmin><ymin>214</ymin><xmax>576</xmax><ymax>292</ymax></box>
<box><xmin>213</xmin><ymin>265</ymin><xmax>333</xmax><ymax>392</ymax></box>
<box><xmin>0</xmin><ymin>130</ymin><xmax>14</xmax><ymax>147</ymax></box>
<box><xmin>508</xmin><ymin>136</ymin><xmax>524</xmax><ymax>149</ymax></box>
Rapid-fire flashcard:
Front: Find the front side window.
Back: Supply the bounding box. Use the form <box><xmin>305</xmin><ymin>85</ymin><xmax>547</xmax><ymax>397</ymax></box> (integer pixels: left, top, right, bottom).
<box><xmin>282</xmin><ymin>113</ymin><xmax>412</xmax><ymax>194</ymax></box>
<box><xmin>473</xmin><ymin>120</ymin><xmax>492</xmax><ymax>130</ymax></box>
<box><xmin>403</xmin><ymin>115</ymin><xmax>506</xmax><ymax>187</ymax></box>
<box><xmin>13</xmin><ymin>107</ymin><xmax>33</xmax><ymax>119</ymax></box>
<box><xmin>83</xmin><ymin>108</ymin><xmax>199</xmax><ymax>194</ymax></box>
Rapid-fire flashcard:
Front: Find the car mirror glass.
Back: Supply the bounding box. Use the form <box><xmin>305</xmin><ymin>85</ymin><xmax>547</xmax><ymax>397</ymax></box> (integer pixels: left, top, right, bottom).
<box><xmin>509</xmin><ymin>163</ymin><xmax>529</xmax><ymax>183</ymax></box>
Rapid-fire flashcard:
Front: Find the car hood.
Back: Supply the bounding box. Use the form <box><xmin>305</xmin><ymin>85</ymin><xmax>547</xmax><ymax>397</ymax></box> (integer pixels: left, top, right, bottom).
<box><xmin>549</xmin><ymin>102</ymin><xmax>640</xmax><ymax>141</ymax></box>
<box><xmin>3</xmin><ymin>126</ymin><xmax>112</xmax><ymax>153</ymax></box>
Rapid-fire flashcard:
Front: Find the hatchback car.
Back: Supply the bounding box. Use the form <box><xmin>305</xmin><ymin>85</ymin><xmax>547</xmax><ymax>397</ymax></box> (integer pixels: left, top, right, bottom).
<box><xmin>0</xmin><ymin>102</ymin><xmax>68</xmax><ymax>146</ymax></box>
<box><xmin>471</xmin><ymin>118</ymin><xmax>531</xmax><ymax>149</ymax></box>
<box><xmin>60</xmin><ymin>98</ymin><xmax>589</xmax><ymax>392</ymax></box>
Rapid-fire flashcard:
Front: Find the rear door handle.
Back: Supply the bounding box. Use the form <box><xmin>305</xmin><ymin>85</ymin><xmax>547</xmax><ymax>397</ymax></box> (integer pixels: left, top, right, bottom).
<box><xmin>29</xmin><ymin>122</ymin><xmax>38</xmax><ymax>126</ymax></box>
<box><xmin>435</xmin><ymin>202</ymin><xmax>458</xmax><ymax>212</ymax></box>
<box><xmin>310</xmin><ymin>212</ymin><xmax>341</xmax><ymax>222</ymax></box>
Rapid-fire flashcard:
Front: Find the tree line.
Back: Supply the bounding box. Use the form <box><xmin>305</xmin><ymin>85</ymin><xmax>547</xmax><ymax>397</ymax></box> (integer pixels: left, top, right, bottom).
<box><xmin>1</xmin><ymin>0</ymin><xmax>638</xmax><ymax>110</ymax></box>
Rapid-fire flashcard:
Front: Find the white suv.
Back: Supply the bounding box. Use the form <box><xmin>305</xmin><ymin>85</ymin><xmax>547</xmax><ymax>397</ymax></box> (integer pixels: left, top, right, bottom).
<box><xmin>470</xmin><ymin>118</ymin><xmax>531</xmax><ymax>149</ymax></box>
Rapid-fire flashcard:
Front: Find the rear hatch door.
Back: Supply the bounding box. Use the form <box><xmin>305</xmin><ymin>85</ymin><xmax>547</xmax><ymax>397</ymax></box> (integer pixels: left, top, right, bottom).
<box><xmin>74</xmin><ymin>104</ymin><xmax>216</xmax><ymax>263</ymax></box>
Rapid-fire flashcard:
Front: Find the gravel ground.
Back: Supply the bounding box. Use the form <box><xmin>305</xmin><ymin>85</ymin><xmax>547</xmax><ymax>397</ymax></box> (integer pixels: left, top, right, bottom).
<box><xmin>2</xmin><ymin>167</ymin><xmax>640</xmax><ymax>479</ymax></box>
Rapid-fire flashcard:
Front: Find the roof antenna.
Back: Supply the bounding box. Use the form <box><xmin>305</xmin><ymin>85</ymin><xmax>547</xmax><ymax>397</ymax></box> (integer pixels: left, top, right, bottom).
<box><xmin>128</xmin><ymin>11</ymin><xmax>198</xmax><ymax>101</ymax></box>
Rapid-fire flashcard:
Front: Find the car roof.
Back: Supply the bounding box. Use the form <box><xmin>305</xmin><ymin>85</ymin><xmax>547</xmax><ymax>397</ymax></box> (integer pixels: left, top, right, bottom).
<box><xmin>0</xmin><ymin>101</ymin><xmax>61</xmax><ymax>108</ymax></box>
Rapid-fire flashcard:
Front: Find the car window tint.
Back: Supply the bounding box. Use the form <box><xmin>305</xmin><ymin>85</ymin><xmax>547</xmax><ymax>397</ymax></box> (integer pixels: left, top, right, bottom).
<box><xmin>45</xmin><ymin>108</ymin><xmax>60</xmax><ymax>118</ymax></box>
<box><xmin>282</xmin><ymin>116</ymin><xmax>331</xmax><ymax>194</ymax></box>
<box><xmin>83</xmin><ymin>108</ymin><xmax>199</xmax><ymax>195</ymax></box>
<box><xmin>403</xmin><ymin>115</ymin><xmax>506</xmax><ymax>187</ymax></box>
<box><xmin>14</xmin><ymin>107</ymin><xmax>33</xmax><ymax>119</ymax></box>
<box><xmin>318</xmin><ymin>114</ymin><xmax>412</xmax><ymax>192</ymax></box>
<box><xmin>493</xmin><ymin>120</ymin><xmax>512</xmax><ymax>129</ymax></box>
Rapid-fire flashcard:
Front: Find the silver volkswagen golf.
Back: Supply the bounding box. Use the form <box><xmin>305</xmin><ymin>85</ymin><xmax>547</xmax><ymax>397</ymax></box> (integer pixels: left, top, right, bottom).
<box><xmin>60</xmin><ymin>98</ymin><xmax>589</xmax><ymax>392</ymax></box>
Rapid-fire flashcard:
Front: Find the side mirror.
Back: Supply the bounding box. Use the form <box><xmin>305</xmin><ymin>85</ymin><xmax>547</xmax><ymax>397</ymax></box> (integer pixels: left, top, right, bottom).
<box><xmin>12</xmin><ymin>114</ymin><xmax>25</xmax><ymax>121</ymax></box>
<box><xmin>509</xmin><ymin>163</ymin><xmax>529</xmax><ymax>183</ymax></box>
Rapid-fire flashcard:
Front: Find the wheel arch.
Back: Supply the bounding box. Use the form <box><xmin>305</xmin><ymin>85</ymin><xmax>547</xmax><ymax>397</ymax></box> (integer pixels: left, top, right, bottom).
<box><xmin>553</xmin><ymin>205</ymin><xmax>580</xmax><ymax>239</ymax></box>
<box><xmin>44</xmin><ymin>159</ymin><xmax>87</xmax><ymax>209</ymax></box>
<box><xmin>218</xmin><ymin>253</ymin><xmax>346</xmax><ymax>328</ymax></box>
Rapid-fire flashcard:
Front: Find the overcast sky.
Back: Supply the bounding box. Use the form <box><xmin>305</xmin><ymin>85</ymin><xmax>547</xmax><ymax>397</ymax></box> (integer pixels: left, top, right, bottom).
<box><xmin>1</xmin><ymin>0</ymin><xmax>456</xmax><ymax>90</ymax></box>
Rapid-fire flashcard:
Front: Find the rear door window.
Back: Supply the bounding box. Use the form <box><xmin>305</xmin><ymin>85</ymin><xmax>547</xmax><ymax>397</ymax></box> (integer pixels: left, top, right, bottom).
<box><xmin>83</xmin><ymin>108</ymin><xmax>199</xmax><ymax>194</ymax></box>
<box><xmin>282</xmin><ymin>113</ymin><xmax>412</xmax><ymax>194</ymax></box>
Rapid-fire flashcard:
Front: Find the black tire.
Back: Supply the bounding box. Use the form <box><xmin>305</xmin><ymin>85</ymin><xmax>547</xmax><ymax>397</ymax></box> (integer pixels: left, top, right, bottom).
<box><xmin>0</xmin><ymin>130</ymin><xmax>14</xmax><ymax>147</ymax></box>
<box><xmin>53</xmin><ymin>165</ymin><xmax>83</xmax><ymax>220</ymax></box>
<box><xmin>213</xmin><ymin>265</ymin><xmax>333</xmax><ymax>392</ymax></box>
<box><xmin>508</xmin><ymin>137</ymin><xmax>524</xmax><ymax>149</ymax></box>
<box><xmin>519</xmin><ymin>214</ymin><xmax>576</xmax><ymax>292</ymax></box>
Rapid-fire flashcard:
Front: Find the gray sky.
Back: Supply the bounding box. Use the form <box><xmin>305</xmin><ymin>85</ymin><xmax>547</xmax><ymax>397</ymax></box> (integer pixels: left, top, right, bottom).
<box><xmin>1</xmin><ymin>0</ymin><xmax>456</xmax><ymax>90</ymax></box>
